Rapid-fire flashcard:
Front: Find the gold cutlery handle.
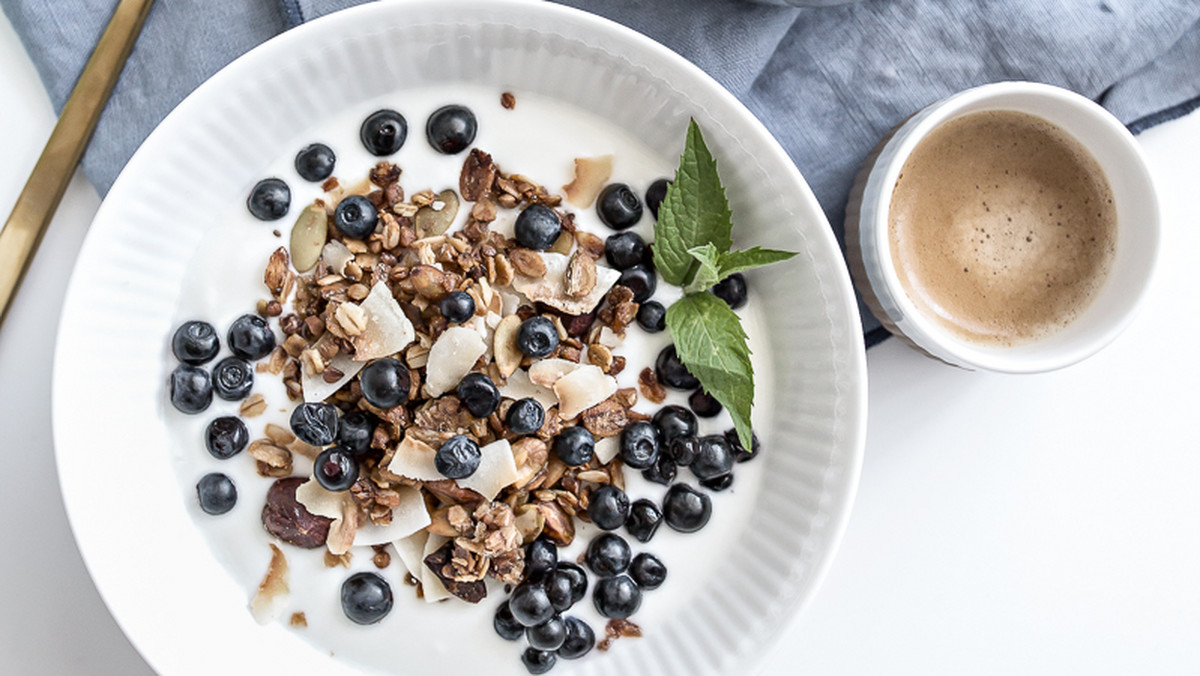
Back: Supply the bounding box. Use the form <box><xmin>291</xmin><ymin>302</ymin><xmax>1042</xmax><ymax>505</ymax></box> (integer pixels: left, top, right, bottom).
<box><xmin>0</xmin><ymin>0</ymin><xmax>156</xmax><ymax>329</ymax></box>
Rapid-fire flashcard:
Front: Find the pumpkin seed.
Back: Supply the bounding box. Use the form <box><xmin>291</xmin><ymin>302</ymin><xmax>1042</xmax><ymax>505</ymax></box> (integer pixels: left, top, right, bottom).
<box><xmin>289</xmin><ymin>204</ymin><xmax>327</xmax><ymax>272</ymax></box>
<box><xmin>414</xmin><ymin>189</ymin><xmax>460</xmax><ymax>238</ymax></box>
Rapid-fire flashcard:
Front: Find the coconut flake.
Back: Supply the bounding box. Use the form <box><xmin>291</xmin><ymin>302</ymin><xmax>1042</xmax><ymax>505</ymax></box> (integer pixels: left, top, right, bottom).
<box><xmin>594</xmin><ymin>436</ymin><xmax>621</xmax><ymax>465</ymax></box>
<box><xmin>249</xmin><ymin>544</ymin><xmax>289</xmax><ymax>625</ymax></box>
<box><xmin>423</xmin><ymin>326</ymin><xmax>487</xmax><ymax>397</ymax></box>
<box><xmin>394</xmin><ymin>530</ymin><xmax>430</xmax><ymax>580</ymax></box>
<box><xmin>458</xmin><ymin>439</ymin><xmax>519</xmax><ymax>500</ymax></box>
<box><xmin>511</xmin><ymin>252</ymin><xmax>620</xmax><ymax>315</ymax></box>
<box><xmin>554</xmin><ymin>364</ymin><xmax>618</xmax><ymax>419</ymax></box>
<box><xmin>354</xmin><ymin>487</ymin><xmax>430</xmax><ymax>545</ymax></box>
<box><xmin>529</xmin><ymin>358</ymin><xmax>581</xmax><ymax>388</ymax></box>
<box><xmin>498</xmin><ymin>369</ymin><xmax>558</xmax><ymax>410</ymax></box>
<box><xmin>301</xmin><ymin>353</ymin><xmax>364</xmax><ymax>403</ymax></box>
<box><xmin>598</xmin><ymin>326</ymin><xmax>624</xmax><ymax>348</ymax></box>
<box><xmin>422</xmin><ymin>534</ymin><xmax>452</xmax><ymax>603</ymax></box>
<box><xmin>493</xmin><ymin>314</ymin><xmax>523</xmax><ymax>378</ymax></box>
<box><xmin>562</xmin><ymin>155</ymin><xmax>614</xmax><ymax>208</ymax></box>
<box><xmin>322</xmin><ymin>240</ymin><xmax>354</xmax><ymax>276</ymax></box>
<box><xmin>353</xmin><ymin>282</ymin><xmax>416</xmax><ymax>361</ymax></box>
<box><xmin>385</xmin><ymin>435</ymin><xmax>444</xmax><ymax>482</ymax></box>
<box><xmin>294</xmin><ymin>478</ymin><xmax>346</xmax><ymax>519</ymax></box>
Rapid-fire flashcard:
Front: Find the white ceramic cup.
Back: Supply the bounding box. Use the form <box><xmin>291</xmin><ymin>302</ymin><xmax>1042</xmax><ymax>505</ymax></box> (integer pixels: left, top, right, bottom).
<box><xmin>846</xmin><ymin>81</ymin><xmax>1160</xmax><ymax>373</ymax></box>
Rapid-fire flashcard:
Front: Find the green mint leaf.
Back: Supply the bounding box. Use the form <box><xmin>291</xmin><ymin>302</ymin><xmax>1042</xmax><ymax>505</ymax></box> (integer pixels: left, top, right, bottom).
<box><xmin>683</xmin><ymin>243</ymin><xmax>723</xmax><ymax>292</ymax></box>
<box><xmin>683</xmin><ymin>245</ymin><xmax>798</xmax><ymax>294</ymax></box>
<box><xmin>652</xmin><ymin>120</ymin><xmax>734</xmax><ymax>286</ymax></box>
<box><xmin>665</xmin><ymin>292</ymin><xmax>755</xmax><ymax>449</ymax></box>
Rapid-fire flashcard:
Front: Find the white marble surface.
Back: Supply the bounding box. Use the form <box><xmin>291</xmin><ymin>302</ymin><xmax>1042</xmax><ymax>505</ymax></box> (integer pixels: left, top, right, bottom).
<box><xmin>0</xmin><ymin>10</ymin><xmax>1196</xmax><ymax>675</ymax></box>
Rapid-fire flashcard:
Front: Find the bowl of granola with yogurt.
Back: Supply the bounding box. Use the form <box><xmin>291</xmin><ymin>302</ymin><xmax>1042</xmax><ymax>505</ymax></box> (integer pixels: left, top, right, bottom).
<box><xmin>52</xmin><ymin>2</ymin><xmax>867</xmax><ymax>675</ymax></box>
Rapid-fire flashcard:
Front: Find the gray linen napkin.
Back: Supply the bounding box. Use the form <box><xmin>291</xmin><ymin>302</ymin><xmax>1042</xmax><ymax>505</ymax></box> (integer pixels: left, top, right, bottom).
<box><xmin>4</xmin><ymin>0</ymin><xmax>1199</xmax><ymax>344</ymax></box>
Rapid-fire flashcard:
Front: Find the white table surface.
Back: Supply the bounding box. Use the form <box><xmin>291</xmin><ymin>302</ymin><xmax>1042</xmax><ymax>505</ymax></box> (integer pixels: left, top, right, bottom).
<box><xmin>1</xmin><ymin>11</ymin><xmax>1197</xmax><ymax>675</ymax></box>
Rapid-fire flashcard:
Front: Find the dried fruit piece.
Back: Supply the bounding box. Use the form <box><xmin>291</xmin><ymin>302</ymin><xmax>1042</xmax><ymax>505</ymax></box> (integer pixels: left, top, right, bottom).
<box><xmin>289</xmin><ymin>203</ymin><xmax>328</xmax><ymax>272</ymax></box>
<box><xmin>415</xmin><ymin>189</ymin><xmax>460</xmax><ymax>238</ymax></box>
<box><xmin>562</xmin><ymin>155</ymin><xmax>613</xmax><ymax>207</ymax></box>
<box><xmin>262</xmin><ymin>477</ymin><xmax>332</xmax><ymax>549</ymax></box>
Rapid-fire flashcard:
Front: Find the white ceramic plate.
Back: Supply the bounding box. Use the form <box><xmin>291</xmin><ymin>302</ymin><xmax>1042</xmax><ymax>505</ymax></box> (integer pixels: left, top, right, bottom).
<box><xmin>52</xmin><ymin>2</ymin><xmax>867</xmax><ymax>674</ymax></box>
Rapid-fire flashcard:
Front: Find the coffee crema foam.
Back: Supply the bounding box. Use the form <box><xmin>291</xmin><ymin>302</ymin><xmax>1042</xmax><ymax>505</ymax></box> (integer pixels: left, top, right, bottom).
<box><xmin>888</xmin><ymin>110</ymin><xmax>1116</xmax><ymax>346</ymax></box>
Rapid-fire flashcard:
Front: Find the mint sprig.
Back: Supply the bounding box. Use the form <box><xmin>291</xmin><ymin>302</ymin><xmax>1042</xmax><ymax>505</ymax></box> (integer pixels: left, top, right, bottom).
<box><xmin>653</xmin><ymin>120</ymin><xmax>797</xmax><ymax>450</ymax></box>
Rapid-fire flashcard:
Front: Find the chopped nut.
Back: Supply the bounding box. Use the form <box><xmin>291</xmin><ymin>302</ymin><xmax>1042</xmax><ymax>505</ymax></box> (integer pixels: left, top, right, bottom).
<box><xmin>471</xmin><ymin>197</ymin><xmax>497</xmax><ymax>223</ymax></box>
<box><xmin>334</xmin><ymin>301</ymin><xmax>368</xmax><ymax>337</ymax></box>
<box><xmin>239</xmin><ymin>393</ymin><xmax>267</xmax><ymax>417</ymax></box>
<box><xmin>598</xmin><ymin>618</ymin><xmax>642</xmax><ymax>651</ymax></box>
<box><xmin>500</xmin><ymin>92</ymin><xmax>516</xmax><ymax>109</ymax></box>
<box><xmin>586</xmin><ymin>343</ymin><xmax>613</xmax><ymax>370</ymax></box>
<box><xmin>324</xmin><ymin>550</ymin><xmax>352</xmax><ymax>568</ymax></box>
<box><xmin>289</xmin><ymin>612</ymin><xmax>307</xmax><ymax>627</ymax></box>
<box><xmin>575</xmin><ymin>231</ymin><xmax>605</xmax><ymax>259</ymax></box>
<box><xmin>459</xmin><ymin>149</ymin><xmax>496</xmax><ymax>201</ymax></box>
<box><xmin>263</xmin><ymin>247</ymin><xmax>295</xmax><ymax>301</ymax></box>
<box><xmin>534</xmin><ymin>501</ymin><xmax>575</xmax><ymax>546</ymax></box>
<box><xmin>638</xmin><ymin>367</ymin><xmax>667</xmax><ymax>404</ymax></box>
<box><xmin>509</xmin><ymin>248</ymin><xmax>547</xmax><ymax>277</ymax></box>
<box><xmin>264</xmin><ymin>423</ymin><xmax>294</xmax><ymax>446</ymax></box>
<box><xmin>582</xmin><ymin>398</ymin><xmax>629</xmax><ymax>438</ymax></box>
<box><xmin>564</xmin><ymin>250</ymin><xmax>597</xmax><ymax>298</ymax></box>
<box><xmin>248</xmin><ymin>439</ymin><xmax>293</xmax><ymax>473</ymax></box>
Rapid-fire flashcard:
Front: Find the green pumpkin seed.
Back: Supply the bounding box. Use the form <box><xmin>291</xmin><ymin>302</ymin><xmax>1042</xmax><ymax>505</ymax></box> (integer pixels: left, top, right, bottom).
<box><xmin>289</xmin><ymin>203</ymin><xmax>328</xmax><ymax>272</ymax></box>
<box><xmin>415</xmin><ymin>189</ymin><xmax>460</xmax><ymax>238</ymax></box>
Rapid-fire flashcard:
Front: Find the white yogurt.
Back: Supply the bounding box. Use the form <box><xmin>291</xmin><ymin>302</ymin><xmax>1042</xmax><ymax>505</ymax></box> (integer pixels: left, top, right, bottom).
<box><xmin>166</xmin><ymin>85</ymin><xmax>773</xmax><ymax>673</ymax></box>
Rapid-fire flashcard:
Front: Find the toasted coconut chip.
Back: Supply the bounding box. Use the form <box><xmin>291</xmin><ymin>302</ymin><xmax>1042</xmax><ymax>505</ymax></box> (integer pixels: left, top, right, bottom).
<box><xmin>353</xmin><ymin>282</ymin><xmax>416</xmax><ymax>361</ymax></box>
<box><xmin>511</xmin><ymin>252</ymin><xmax>620</xmax><ymax>315</ymax></box>
<box><xmin>322</xmin><ymin>240</ymin><xmax>354</xmax><ymax>276</ymax></box>
<box><xmin>598</xmin><ymin>326</ymin><xmax>624</xmax><ymax>347</ymax></box>
<box><xmin>301</xmin><ymin>353</ymin><xmax>362</xmax><ymax>402</ymax></box>
<box><xmin>295</xmin><ymin>478</ymin><xmax>348</xmax><ymax>519</ymax></box>
<box><xmin>497</xmin><ymin>289</ymin><xmax>522</xmax><ymax>316</ymax></box>
<box><xmin>562</xmin><ymin>155</ymin><xmax>614</xmax><ymax>208</ymax></box>
<box><xmin>554</xmin><ymin>364</ymin><xmax>618</xmax><ymax>419</ymax></box>
<box><xmin>394</xmin><ymin>530</ymin><xmax>430</xmax><ymax>580</ymax></box>
<box><xmin>385</xmin><ymin>435</ymin><xmax>444</xmax><ymax>482</ymax></box>
<box><xmin>250</xmin><ymin>544</ymin><xmax>289</xmax><ymax>625</ymax></box>
<box><xmin>528</xmin><ymin>358</ymin><xmax>581</xmax><ymax>388</ymax></box>
<box><xmin>489</xmin><ymin>211</ymin><xmax>517</xmax><ymax>240</ymax></box>
<box><xmin>457</xmin><ymin>439</ymin><xmax>519</xmax><ymax>500</ymax></box>
<box><xmin>355</xmin><ymin>487</ymin><xmax>430</xmax><ymax>545</ymax></box>
<box><xmin>326</xmin><ymin>503</ymin><xmax>360</xmax><ymax>556</ymax></box>
<box><xmin>421</xmin><ymin>534</ymin><xmax>452</xmax><ymax>603</ymax></box>
<box><xmin>493</xmin><ymin>315</ymin><xmax>523</xmax><ymax>378</ymax></box>
<box><xmin>424</xmin><ymin>326</ymin><xmax>487</xmax><ymax>397</ymax></box>
<box><xmin>497</xmin><ymin>369</ymin><xmax>557</xmax><ymax>410</ymax></box>
<box><xmin>594</xmin><ymin>436</ymin><xmax>621</xmax><ymax>465</ymax></box>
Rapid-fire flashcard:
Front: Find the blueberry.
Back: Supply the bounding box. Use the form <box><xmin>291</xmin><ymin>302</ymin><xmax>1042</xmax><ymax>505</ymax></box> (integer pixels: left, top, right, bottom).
<box><xmin>527</xmin><ymin>537</ymin><xmax>558</xmax><ymax>582</ymax></box>
<box><xmin>205</xmin><ymin>416</ymin><xmax>248</xmax><ymax>459</ymax></box>
<box><xmin>554</xmin><ymin>426</ymin><xmax>594</xmax><ymax>467</ymax></box>
<box><xmin>724</xmin><ymin>428</ymin><xmax>761</xmax><ymax>463</ymax></box>
<box><xmin>247</xmin><ymin>178</ymin><xmax>290</xmax><ymax>221</ymax></box>
<box><xmin>617</xmin><ymin>264</ymin><xmax>656</xmax><ymax>303</ymax></box>
<box><xmin>597</xmin><ymin>183</ymin><xmax>643</xmax><ymax>230</ymax></box>
<box><xmin>656</xmin><ymin>345</ymin><xmax>699</xmax><ymax>390</ymax></box>
<box><xmin>667</xmin><ymin>436</ymin><xmax>700</xmax><ymax>467</ymax></box>
<box><xmin>556</xmin><ymin>563</ymin><xmax>589</xmax><ymax>605</ymax></box>
<box><xmin>662</xmin><ymin>483</ymin><xmax>712</xmax><ymax>533</ymax></box>
<box><xmin>517</xmin><ymin>316</ymin><xmax>559</xmax><ymax>358</ymax></box>
<box><xmin>333</xmin><ymin>194</ymin><xmax>378</xmax><ymax>240</ymax></box>
<box><xmin>586</xmin><ymin>532</ymin><xmax>631</xmax><ymax>577</ymax></box>
<box><xmin>227</xmin><ymin>314</ymin><xmax>276</xmax><ymax>361</ymax></box>
<box><xmin>315</xmin><ymin>446</ymin><xmax>359</xmax><ymax>491</ymax></box>
<box><xmin>509</xmin><ymin>582</ymin><xmax>554</xmax><ymax>627</ymax></box>
<box><xmin>426</xmin><ymin>104</ymin><xmax>477</xmax><ymax>155</ymax></box>
<box><xmin>171</xmin><ymin>321</ymin><xmax>219</xmax><ymax>365</ymax></box>
<box><xmin>360</xmin><ymin>109</ymin><xmax>408</xmax><ymax>156</ymax></box>
<box><xmin>457</xmin><ymin>372</ymin><xmax>500</xmax><ymax>418</ymax></box>
<box><xmin>435</xmin><ymin>435</ymin><xmax>481</xmax><ymax>479</ymax></box>
<box><xmin>641</xmin><ymin>451</ymin><xmax>676</xmax><ymax>486</ymax></box>
<box><xmin>439</xmin><ymin>290</ymin><xmax>475</xmax><ymax>324</ymax></box>
<box><xmin>340</xmin><ymin>571</ymin><xmax>393</xmax><ymax>624</ymax></box>
<box><xmin>546</xmin><ymin>564</ymin><xmax>587</xmax><ymax>611</ymax></box>
<box><xmin>557</xmin><ymin>617</ymin><xmax>595</xmax><ymax>660</ymax></box>
<box><xmin>636</xmin><ymin>300</ymin><xmax>666</xmax><ymax>333</ymax></box>
<box><xmin>526</xmin><ymin>615</ymin><xmax>567</xmax><ymax>651</ymax></box>
<box><xmin>625</xmin><ymin>499</ymin><xmax>663</xmax><ymax>543</ymax></box>
<box><xmin>587</xmin><ymin>485</ymin><xmax>630</xmax><ymax>530</ymax></box>
<box><xmin>337</xmin><ymin>410</ymin><xmax>376</xmax><ymax>455</ymax></box>
<box><xmin>170</xmin><ymin>365</ymin><xmax>213</xmax><ymax>414</ymax></box>
<box><xmin>494</xmin><ymin>601</ymin><xmax>525</xmax><ymax>640</ymax></box>
<box><xmin>692</xmin><ymin>435</ymin><xmax>735</xmax><ymax>481</ymax></box>
<box><xmin>645</xmin><ymin>178</ymin><xmax>671</xmax><ymax>219</ymax></box>
<box><xmin>359</xmin><ymin>358</ymin><xmax>411</xmax><ymax>409</ymax></box>
<box><xmin>652</xmin><ymin>405</ymin><xmax>697</xmax><ymax>445</ymax></box>
<box><xmin>521</xmin><ymin>648</ymin><xmax>556</xmax><ymax>675</ymax></box>
<box><xmin>620</xmin><ymin>421</ymin><xmax>660</xmax><ymax>469</ymax></box>
<box><xmin>290</xmin><ymin>402</ymin><xmax>339</xmax><ymax>446</ymax></box>
<box><xmin>212</xmin><ymin>357</ymin><xmax>253</xmax><ymax>401</ymax></box>
<box><xmin>604</xmin><ymin>232</ymin><xmax>646</xmax><ymax>270</ymax></box>
<box><xmin>712</xmin><ymin>272</ymin><xmax>748</xmax><ymax>309</ymax></box>
<box><xmin>701</xmin><ymin>473</ymin><xmax>734</xmax><ymax>492</ymax></box>
<box><xmin>593</xmin><ymin>575</ymin><xmax>641</xmax><ymax>619</ymax></box>
<box><xmin>294</xmin><ymin>143</ymin><xmax>336</xmax><ymax>182</ymax></box>
<box><xmin>514</xmin><ymin>204</ymin><xmax>562</xmax><ymax>250</ymax></box>
<box><xmin>196</xmin><ymin>472</ymin><xmax>236</xmax><ymax>515</ymax></box>
<box><xmin>629</xmin><ymin>553</ymin><xmax>667</xmax><ymax>590</ymax></box>
<box><xmin>688</xmin><ymin>389</ymin><xmax>723</xmax><ymax>418</ymax></box>
<box><xmin>506</xmin><ymin>398</ymin><xmax>545</xmax><ymax>435</ymax></box>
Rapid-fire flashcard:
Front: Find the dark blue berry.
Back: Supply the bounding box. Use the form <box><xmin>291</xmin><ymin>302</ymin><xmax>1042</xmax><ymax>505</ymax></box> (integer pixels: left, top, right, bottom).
<box><xmin>688</xmin><ymin>389</ymin><xmax>723</xmax><ymax>418</ymax></box>
<box><xmin>700</xmin><ymin>473</ymin><xmax>734</xmax><ymax>492</ymax></box>
<box><xmin>604</xmin><ymin>232</ymin><xmax>645</xmax><ymax>270</ymax></box>
<box><xmin>663</xmin><ymin>483</ymin><xmax>711</xmax><ymax>533</ymax></box>
<box><xmin>636</xmin><ymin>300</ymin><xmax>666</xmax><ymax>333</ymax></box>
<box><xmin>586</xmin><ymin>532</ymin><xmax>631</xmax><ymax>577</ymax></box>
<box><xmin>334</xmin><ymin>194</ymin><xmax>378</xmax><ymax>240</ymax></box>
<box><xmin>315</xmin><ymin>446</ymin><xmax>359</xmax><ymax>491</ymax></box>
<box><xmin>597</xmin><ymin>183</ymin><xmax>643</xmax><ymax>230</ymax></box>
<box><xmin>439</xmin><ymin>290</ymin><xmax>475</xmax><ymax>324</ymax></box>
<box><xmin>554</xmin><ymin>426</ymin><xmax>594</xmax><ymax>467</ymax></box>
<box><xmin>294</xmin><ymin>143</ymin><xmax>335</xmax><ymax>182</ymax></box>
<box><xmin>587</xmin><ymin>485</ymin><xmax>630</xmax><ymax>530</ymax></box>
<box><xmin>617</xmin><ymin>264</ymin><xmax>656</xmax><ymax>303</ymax></box>
<box><xmin>341</xmin><ymin>571</ymin><xmax>393</xmax><ymax>624</ymax></box>
<box><xmin>517</xmin><ymin>316</ymin><xmax>559</xmax><ymax>358</ymax></box>
<box><xmin>227</xmin><ymin>314</ymin><xmax>276</xmax><ymax>361</ymax></box>
<box><xmin>360</xmin><ymin>109</ymin><xmax>408</xmax><ymax>156</ymax></box>
<box><xmin>620</xmin><ymin>421</ymin><xmax>660</xmax><ymax>469</ymax></box>
<box><xmin>692</xmin><ymin>435</ymin><xmax>734</xmax><ymax>481</ymax></box>
<box><xmin>557</xmin><ymin>617</ymin><xmax>594</xmax><ymax>660</ymax></box>
<box><xmin>641</xmin><ymin>451</ymin><xmax>676</xmax><ymax>486</ymax></box>
<box><xmin>247</xmin><ymin>178</ymin><xmax>290</xmax><ymax>221</ymax></box>
<box><xmin>435</xmin><ymin>435</ymin><xmax>480</xmax><ymax>479</ymax></box>
<box><xmin>514</xmin><ymin>204</ymin><xmax>562</xmax><ymax>250</ymax></box>
<box><xmin>494</xmin><ymin>601</ymin><xmax>524</xmax><ymax>640</ymax></box>
<box><xmin>652</xmin><ymin>405</ymin><xmax>696</xmax><ymax>445</ymax></box>
<box><xmin>509</xmin><ymin>582</ymin><xmax>554</xmax><ymax>627</ymax></box>
<box><xmin>557</xmin><ymin>563</ymin><xmax>589</xmax><ymax>605</ymax></box>
<box><xmin>724</xmin><ymin>427</ymin><xmax>760</xmax><ymax>463</ymax></box>
<box><xmin>667</xmin><ymin>436</ymin><xmax>700</xmax><ymax>466</ymax></box>
<box><xmin>457</xmin><ymin>372</ymin><xmax>500</xmax><ymax>418</ymax></box>
<box><xmin>171</xmin><ymin>321</ymin><xmax>219</xmax><ymax>365</ymax></box>
<box><xmin>629</xmin><ymin>553</ymin><xmax>667</xmax><ymax>590</ymax></box>
<box><xmin>506</xmin><ymin>398</ymin><xmax>545</xmax><ymax>435</ymax></box>
<box><xmin>527</xmin><ymin>538</ymin><xmax>558</xmax><ymax>582</ymax></box>
<box><xmin>337</xmin><ymin>411</ymin><xmax>375</xmax><ymax>455</ymax></box>
<box><xmin>205</xmin><ymin>416</ymin><xmax>248</xmax><ymax>459</ymax></box>
<box><xmin>170</xmin><ymin>365</ymin><xmax>212</xmax><ymax>414</ymax></box>
<box><xmin>212</xmin><ymin>357</ymin><xmax>253</xmax><ymax>401</ymax></box>
<box><xmin>593</xmin><ymin>575</ymin><xmax>641</xmax><ymax>619</ymax></box>
<box><xmin>712</xmin><ymin>272</ymin><xmax>748</xmax><ymax>309</ymax></box>
<box><xmin>645</xmin><ymin>178</ymin><xmax>671</xmax><ymax>219</ymax></box>
<box><xmin>625</xmin><ymin>498</ymin><xmax>663</xmax><ymax>543</ymax></box>
<box><xmin>656</xmin><ymin>345</ymin><xmax>699</xmax><ymax>390</ymax></box>
<box><xmin>426</xmin><ymin>105</ymin><xmax>477</xmax><ymax>155</ymax></box>
<box><xmin>360</xmin><ymin>358</ymin><xmax>411</xmax><ymax>409</ymax></box>
<box><xmin>546</xmin><ymin>563</ymin><xmax>587</xmax><ymax>611</ymax></box>
<box><xmin>196</xmin><ymin>472</ymin><xmax>236</xmax><ymax>515</ymax></box>
<box><xmin>526</xmin><ymin>615</ymin><xmax>567</xmax><ymax>651</ymax></box>
<box><xmin>521</xmin><ymin>648</ymin><xmax>556</xmax><ymax>675</ymax></box>
<box><xmin>290</xmin><ymin>402</ymin><xmax>339</xmax><ymax>446</ymax></box>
